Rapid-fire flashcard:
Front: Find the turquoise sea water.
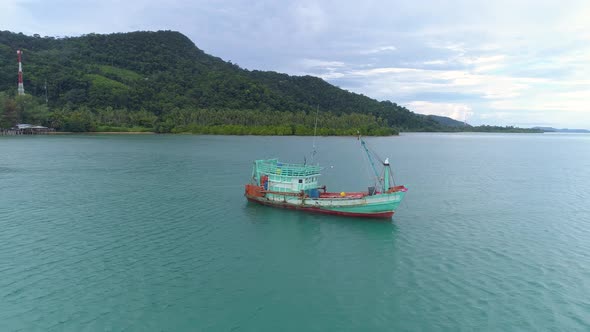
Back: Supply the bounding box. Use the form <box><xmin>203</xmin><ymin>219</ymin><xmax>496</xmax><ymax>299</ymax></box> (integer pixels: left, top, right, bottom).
<box><xmin>1</xmin><ymin>133</ymin><xmax>590</xmax><ymax>331</ymax></box>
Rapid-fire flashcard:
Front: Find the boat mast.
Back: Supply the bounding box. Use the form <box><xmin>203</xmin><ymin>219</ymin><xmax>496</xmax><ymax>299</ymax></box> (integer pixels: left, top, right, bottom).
<box><xmin>383</xmin><ymin>158</ymin><xmax>391</xmax><ymax>190</ymax></box>
<box><xmin>360</xmin><ymin>136</ymin><xmax>394</xmax><ymax>191</ymax></box>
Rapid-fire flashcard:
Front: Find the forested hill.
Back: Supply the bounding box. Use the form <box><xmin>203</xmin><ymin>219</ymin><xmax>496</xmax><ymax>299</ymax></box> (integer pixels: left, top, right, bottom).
<box><xmin>0</xmin><ymin>30</ymin><xmax>454</xmax><ymax>133</ymax></box>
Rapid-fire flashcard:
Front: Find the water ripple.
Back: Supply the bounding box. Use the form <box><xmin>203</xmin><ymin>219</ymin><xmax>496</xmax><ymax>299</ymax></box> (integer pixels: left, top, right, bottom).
<box><xmin>1</xmin><ymin>134</ymin><xmax>590</xmax><ymax>330</ymax></box>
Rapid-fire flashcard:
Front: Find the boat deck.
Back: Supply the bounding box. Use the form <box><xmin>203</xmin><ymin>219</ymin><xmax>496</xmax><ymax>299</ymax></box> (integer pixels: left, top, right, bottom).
<box><xmin>319</xmin><ymin>192</ymin><xmax>368</xmax><ymax>199</ymax></box>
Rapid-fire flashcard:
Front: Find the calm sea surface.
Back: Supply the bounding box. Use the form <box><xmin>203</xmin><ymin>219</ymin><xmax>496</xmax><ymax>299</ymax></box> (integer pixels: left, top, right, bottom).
<box><xmin>1</xmin><ymin>133</ymin><xmax>590</xmax><ymax>331</ymax></box>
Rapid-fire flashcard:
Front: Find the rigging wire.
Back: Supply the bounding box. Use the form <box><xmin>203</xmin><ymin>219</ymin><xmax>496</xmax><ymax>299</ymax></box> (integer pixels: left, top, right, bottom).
<box><xmin>358</xmin><ymin>133</ymin><xmax>382</xmax><ymax>188</ymax></box>
<box><xmin>360</xmin><ymin>137</ymin><xmax>380</xmax><ymax>179</ymax></box>
<box><xmin>358</xmin><ymin>137</ymin><xmax>376</xmax><ymax>186</ymax></box>
<box><xmin>358</xmin><ymin>134</ymin><xmax>401</xmax><ymax>190</ymax></box>
<box><xmin>311</xmin><ymin>105</ymin><xmax>319</xmax><ymax>164</ymax></box>
<box><xmin>304</xmin><ymin>105</ymin><xmax>320</xmax><ymax>166</ymax></box>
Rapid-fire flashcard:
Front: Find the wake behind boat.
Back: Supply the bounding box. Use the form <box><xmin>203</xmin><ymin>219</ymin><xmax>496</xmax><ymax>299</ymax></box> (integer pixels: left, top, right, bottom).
<box><xmin>244</xmin><ymin>137</ymin><xmax>407</xmax><ymax>219</ymax></box>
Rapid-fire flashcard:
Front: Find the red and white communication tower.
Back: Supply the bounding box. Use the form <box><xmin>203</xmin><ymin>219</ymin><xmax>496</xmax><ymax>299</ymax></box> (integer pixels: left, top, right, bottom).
<box><xmin>17</xmin><ymin>49</ymin><xmax>25</xmax><ymax>95</ymax></box>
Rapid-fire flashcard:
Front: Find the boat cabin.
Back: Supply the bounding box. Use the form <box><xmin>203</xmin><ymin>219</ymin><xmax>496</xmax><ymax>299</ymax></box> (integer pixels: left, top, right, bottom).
<box><xmin>252</xmin><ymin>159</ymin><xmax>322</xmax><ymax>196</ymax></box>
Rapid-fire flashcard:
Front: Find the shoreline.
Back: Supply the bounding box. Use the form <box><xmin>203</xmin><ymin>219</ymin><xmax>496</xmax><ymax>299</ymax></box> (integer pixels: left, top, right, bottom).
<box><xmin>5</xmin><ymin>129</ymin><xmax>549</xmax><ymax>136</ymax></box>
<box><xmin>38</xmin><ymin>131</ymin><xmax>553</xmax><ymax>136</ymax></box>
<box><xmin>47</xmin><ymin>131</ymin><xmax>155</xmax><ymax>135</ymax></box>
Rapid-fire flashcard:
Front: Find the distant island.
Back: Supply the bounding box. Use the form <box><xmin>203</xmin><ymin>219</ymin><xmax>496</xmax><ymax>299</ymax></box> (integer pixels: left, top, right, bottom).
<box><xmin>0</xmin><ymin>30</ymin><xmax>545</xmax><ymax>135</ymax></box>
<box><xmin>533</xmin><ymin>127</ymin><xmax>590</xmax><ymax>133</ymax></box>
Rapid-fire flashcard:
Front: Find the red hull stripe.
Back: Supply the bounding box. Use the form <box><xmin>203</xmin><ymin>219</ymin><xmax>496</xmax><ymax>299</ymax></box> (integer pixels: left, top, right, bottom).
<box><xmin>246</xmin><ymin>197</ymin><xmax>394</xmax><ymax>219</ymax></box>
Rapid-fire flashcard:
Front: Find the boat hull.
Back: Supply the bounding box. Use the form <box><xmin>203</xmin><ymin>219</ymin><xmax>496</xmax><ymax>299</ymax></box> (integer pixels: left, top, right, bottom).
<box><xmin>245</xmin><ymin>189</ymin><xmax>405</xmax><ymax>219</ymax></box>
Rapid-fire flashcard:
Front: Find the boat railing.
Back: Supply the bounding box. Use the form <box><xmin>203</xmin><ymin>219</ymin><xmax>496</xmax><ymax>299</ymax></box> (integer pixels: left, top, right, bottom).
<box><xmin>255</xmin><ymin>159</ymin><xmax>321</xmax><ymax>177</ymax></box>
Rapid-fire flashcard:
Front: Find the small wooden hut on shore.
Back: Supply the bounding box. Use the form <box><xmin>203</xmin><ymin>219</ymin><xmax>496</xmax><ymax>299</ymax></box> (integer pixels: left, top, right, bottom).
<box><xmin>0</xmin><ymin>124</ymin><xmax>55</xmax><ymax>135</ymax></box>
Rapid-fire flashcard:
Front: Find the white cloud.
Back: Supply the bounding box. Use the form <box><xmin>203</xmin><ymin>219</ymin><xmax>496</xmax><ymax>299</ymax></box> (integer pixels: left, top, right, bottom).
<box><xmin>462</xmin><ymin>55</ymin><xmax>506</xmax><ymax>65</ymax></box>
<box><xmin>0</xmin><ymin>1</ymin><xmax>41</xmax><ymax>34</ymax></box>
<box><xmin>290</xmin><ymin>2</ymin><xmax>326</xmax><ymax>36</ymax></box>
<box><xmin>298</xmin><ymin>58</ymin><xmax>348</xmax><ymax>78</ymax></box>
<box><xmin>490</xmin><ymin>90</ymin><xmax>590</xmax><ymax>113</ymax></box>
<box><xmin>422</xmin><ymin>54</ymin><xmax>507</xmax><ymax>73</ymax></box>
<box><xmin>300</xmin><ymin>59</ymin><xmax>346</xmax><ymax>69</ymax></box>
<box><xmin>406</xmin><ymin>101</ymin><xmax>473</xmax><ymax>121</ymax></box>
<box><xmin>460</xmin><ymin>55</ymin><xmax>506</xmax><ymax>73</ymax></box>
<box><xmin>361</xmin><ymin>45</ymin><xmax>397</xmax><ymax>54</ymax></box>
<box><xmin>320</xmin><ymin>66</ymin><xmax>543</xmax><ymax>101</ymax></box>
<box><xmin>426</xmin><ymin>41</ymin><xmax>467</xmax><ymax>56</ymax></box>
<box><xmin>423</xmin><ymin>60</ymin><xmax>447</xmax><ymax>65</ymax></box>
<box><xmin>479</xmin><ymin>112</ymin><xmax>513</xmax><ymax>120</ymax></box>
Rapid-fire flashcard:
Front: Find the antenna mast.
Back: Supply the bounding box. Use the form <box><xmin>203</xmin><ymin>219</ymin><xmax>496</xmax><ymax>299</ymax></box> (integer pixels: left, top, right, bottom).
<box><xmin>17</xmin><ymin>50</ymin><xmax>25</xmax><ymax>96</ymax></box>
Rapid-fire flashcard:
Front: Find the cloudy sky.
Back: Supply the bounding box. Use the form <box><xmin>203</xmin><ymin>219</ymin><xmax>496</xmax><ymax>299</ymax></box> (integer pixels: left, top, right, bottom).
<box><xmin>2</xmin><ymin>0</ymin><xmax>590</xmax><ymax>128</ymax></box>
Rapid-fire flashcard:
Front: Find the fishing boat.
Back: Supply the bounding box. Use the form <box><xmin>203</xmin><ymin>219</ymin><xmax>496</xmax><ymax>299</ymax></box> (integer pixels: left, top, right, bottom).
<box><xmin>244</xmin><ymin>137</ymin><xmax>407</xmax><ymax>218</ymax></box>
